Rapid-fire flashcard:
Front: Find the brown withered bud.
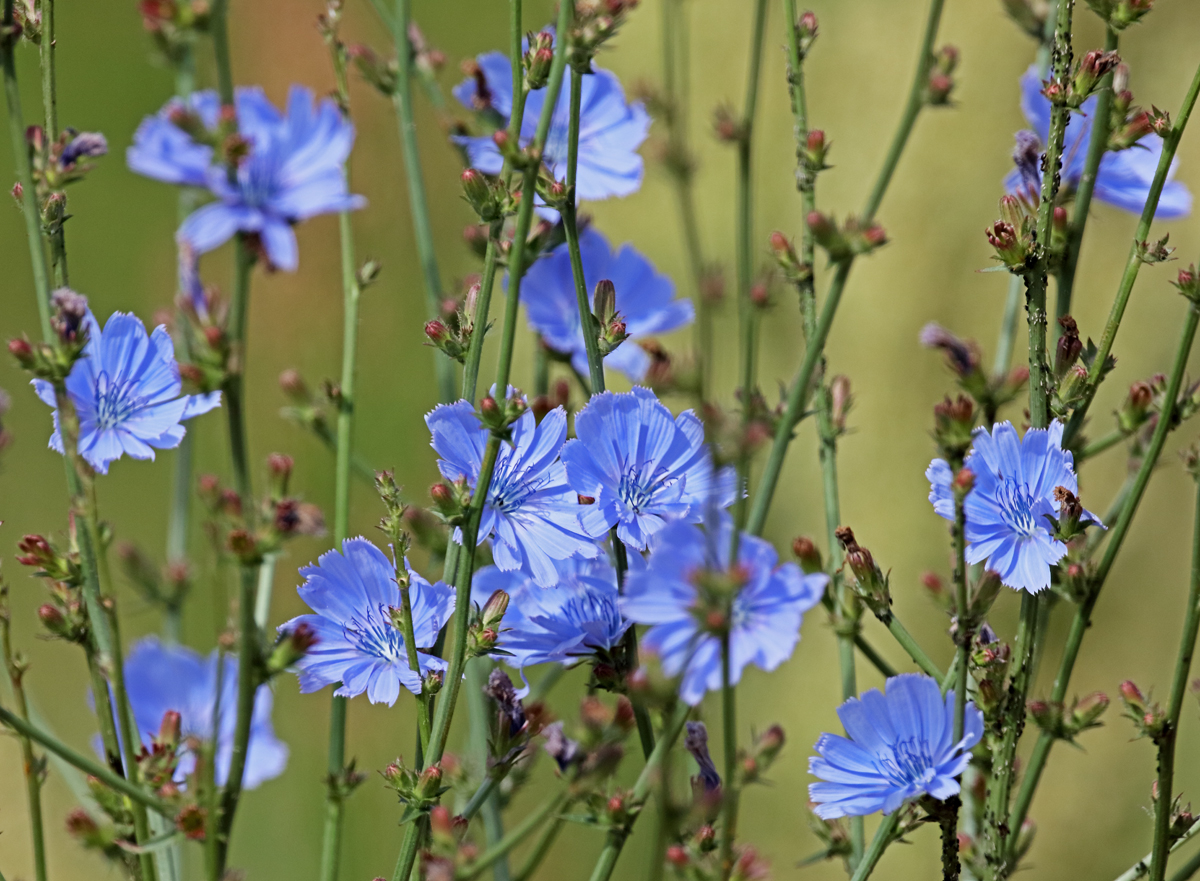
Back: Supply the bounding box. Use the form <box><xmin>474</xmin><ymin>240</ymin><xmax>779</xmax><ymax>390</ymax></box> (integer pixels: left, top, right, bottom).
<box><xmin>1055</xmin><ymin>315</ymin><xmax>1082</xmax><ymax>377</ymax></box>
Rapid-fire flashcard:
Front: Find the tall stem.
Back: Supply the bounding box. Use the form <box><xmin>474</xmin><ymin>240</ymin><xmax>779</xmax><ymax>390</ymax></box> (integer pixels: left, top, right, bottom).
<box><xmin>319</xmin><ymin>694</ymin><xmax>348</xmax><ymax>881</ymax></box>
<box><xmin>1148</xmin><ymin>470</ymin><xmax>1200</xmax><ymax>881</ymax></box>
<box><xmin>1</xmin><ymin>609</ymin><xmax>48</xmax><ymax>881</ymax></box>
<box><xmin>393</xmin><ymin>0</ymin><xmax>455</xmax><ymax>403</ymax></box>
<box><xmin>1054</xmin><ymin>26</ymin><xmax>1118</xmax><ymax>335</ymax></box>
<box><xmin>1008</xmin><ymin>298</ymin><xmax>1200</xmax><ymax>841</ymax></box>
<box><xmin>719</xmin><ymin>636</ymin><xmax>739</xmax><ymax>879</ymax></box>
<box><xmin>1064</xmin><ymin>57</ymin><xmax>1200</xmax><ymax>446</ymax></box>
<box><xmin>455</xmin><ymin>792</ymin><xmax>567</xmax><ymax>880</ymax></box>
<box><xmin>747</xmin><ymin>0</ymin><xmax>945</xmax><ymax>536</ymax></box>
<box><xmin>849</xmin><ymin>812</ymin><xmax>900</xmax><ymax>881</ymax></box>
<box><xmin>952</xmin><ymin>488</ymin><xmax>969</xmax><ymax>743</ymax></box>
<box><xmin>2</xmin><ymin>0</ymin><xmax>53</xmax><ymax>339</ymax></box>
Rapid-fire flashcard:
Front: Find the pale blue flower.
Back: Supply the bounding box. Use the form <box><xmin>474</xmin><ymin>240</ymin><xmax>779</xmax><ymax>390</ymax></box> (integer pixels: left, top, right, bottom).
<box><xmin>561</xmin><ymin>387</ymin><xmax>736</xmax><ymax>550</ymax></box>
<box><xmin>452</xmin><ymin>48</ymin><xmax>649</xmax><ymax>207</ymax></box>
<box><xmin>518</xmin><ymin>226</ymin><xmax>694</xmax><ymax>381</ymax></box>
<box><xmin>471</xmin><ymin>553</ymin><xmax>634</xmax><ymax>671</ymax></box>
<box><xmin>33</xmin><ymin>308</ymin><xmax>221</xmax><ymax>475</ymax></box>
<box><xmin>128</xmin><ymin>86</ymin><xmax>365</xmax><ymax>270</ymax></box>
<box><xmin>427</xmin><ymin>399</ymin><xmax>597</xmax><ymax>587</ymax></box>
<box><xmin>620</xmin><ymin>517</ymin><xmax>825</xmax><ymax>706</ymax></box>
<box><xmin>115</xmin><ymin>637</ymin><xmax>288</xmax><ymax>790</ymax></box>
<box><xmin>281</xmin><ymin>538</ymin><xmax>455</xmax><ymax>706</ymax></box>
<box><xmin>927</xmin><ymin>420</ymin><xmax>1103</xmax><ymax>593</ymax></box>
<box><xmin>809</xmin><ymin>673</ymin><xmax>983</xmax><ymax>818</ymax></box>
<box><xmin>1006</xmin><ymin>65</ymin><xmax>1191</xmax><ymax>218</ymax></box>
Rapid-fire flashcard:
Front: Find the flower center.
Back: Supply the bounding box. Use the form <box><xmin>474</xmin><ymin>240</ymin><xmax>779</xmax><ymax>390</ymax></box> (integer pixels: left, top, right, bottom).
<box><xmin>618</xmin><ymin>466</ymin><xmax>671</xmax><ymax>514</ymax></box>
<box><xmin>997</xmin><ymin>477</ymin><xmax>1040</xmax><ymax>537</ymax></box>
<box><xmin>489</xmin><ymin>463</ymin><xmax>549</xmax><ymax>514</ymax></box>
<box><xmin>878</xmin><ymin>737</ymin><xmax>935</xmax><ymax>787</ymax></box>
<box><xmin>93</xmin><ymin>371</ymin><xmax>145</xmax><ymax>430</ymax></box>
<box><xmin>343</xmin><ymin>604</ymin><xmax>407</xmax><ymax>663</ymax></box>
<box><xmin>237</xmin><ymin>150</ymin><xmax>281</xmax><ymax>210</ymax></box>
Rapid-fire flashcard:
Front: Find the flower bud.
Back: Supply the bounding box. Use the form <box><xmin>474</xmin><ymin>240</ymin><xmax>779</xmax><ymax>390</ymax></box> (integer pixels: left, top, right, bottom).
<box><xmin>8</xmin><ymin>337</ymin><xmax>35</xmax><ymax>368</ymax></box>
<box><xmin>804</xmin><ymin>129</ymin><xmax>828</xmax><ymax>169</ymax></box>
<box><xmin>792</xmin><ymin>536</ymin><xmax>823</xmax><ymax>574</ymax></box>
<box><xmin>1173</xmin><ymin>264</ymin><xmax>1200</xmax><ymax>303</ymax></box>
<box><xmin>1055</xmin><ymin>316</ymin><xmax>1083</xmax><ymax>377</ymax></box>
<box><xmin>1070</xmin><ymin>691</ymin><xmax>1109</xmax><ymax>731</ymax></box>
<box><xmin>933</xmin><ymin>395</ymin><xmax>975</xmax><ymax>462</ymax></box>
<box><xmin>50</xmin><ymin>288</ymin><xmax>89</xmax><ymax>346</ymax></box>
<box><xmin>835</xmin><ymin>526</ymin><xmax>891</xmax><ymax>619</ymax></box>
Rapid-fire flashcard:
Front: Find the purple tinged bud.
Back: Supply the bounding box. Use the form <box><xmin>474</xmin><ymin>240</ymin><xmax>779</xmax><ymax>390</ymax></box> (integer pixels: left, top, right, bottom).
<box><xmin>50</xmin><ymin>288</ymin><xmax>89</xmax><ymax>345</ymax></box>
<box><xmin>543</xmin><ymin>721</ymin><xmax>581</xmax><ymax>771</ymax></box>
<box><xmin>60</xmin><ymin>131</ymin><xmax>108</xmax><ymax>166</ymax></box>
<box><xmin>920</xmin><ymin>323</ymin><xmax>979</xmax><ymax>378</ymax></box>
<box><xmin>684</xmin><ymin>721</ymin><xmax>722</xmax><ymax>792</ymax></box>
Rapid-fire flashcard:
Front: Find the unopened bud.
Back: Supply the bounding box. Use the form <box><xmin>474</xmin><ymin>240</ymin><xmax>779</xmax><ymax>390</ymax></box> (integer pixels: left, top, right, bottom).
<box><xmin>792</xmin><ymin>536</ymin><xmax>823</xmax><ymax>574</ymax></box>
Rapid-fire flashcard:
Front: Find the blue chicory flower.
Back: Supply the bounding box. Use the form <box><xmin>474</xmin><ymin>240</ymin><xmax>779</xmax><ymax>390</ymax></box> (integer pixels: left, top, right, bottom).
<box><xmin>1006</xmin><ymin>65</ymin><xmax>1191</xmax><ymax>218</ymax></box>
<box><xmin>808</xmin><ymin>673</ymin><xmax>983</xmax><ymax>818</ymax></box>
<box><xmin>620</xmin><ymin>517</ymin><xmax>826</xmax><ymax>706</ymax></box>
<box><xmin>517</xmin><ymin>226</ymin><xmax>694</xmax><ymax>381</ymax></box>
<box><xmin>33</xmin><ymin>307</ymin><xmax>221</xmax><ymax>475</ymax></box>
<box><xmin>114</xmin><ymin>637</ymin><xmax>288</xmax><ymax>789</ymax></box>
<box><xmin>427</xmin><ymin>399</ymin><xmax>597</xmax><ymax>587</ymax></box>
<box><xmin>281</xmin><ymin>538</ymin><xmax>455</xmax><ymax>706</ymax></box>
<box><xmin>471</xmin><ymin>553</ymin><xmax>633</xmax><ymax>671</ymax></box>
<box><xmin>927</xmin><ymin>420</ymin><xmax>1103</xmax><ymax>594</ymax></box>
<box><xmin>452</xmin><ymin>47</ymin><xmax>650</xmax><ymax>208</ymax></box>
<box><xmin>128</xmin><ymin>85</ymin><xmax>365</xmax><ymax>271</ymax></box>
<box><xmin>561</xmin><ymin>387</ymin><xmax>736</xmax><ymax>550</ymax></box>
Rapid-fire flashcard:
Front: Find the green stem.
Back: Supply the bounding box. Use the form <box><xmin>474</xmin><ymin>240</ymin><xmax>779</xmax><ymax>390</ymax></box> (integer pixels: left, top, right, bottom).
<box><xmin>719</xmin><ymin>634</ymin><xmax>739</xmax><ymax>880</ymax></box>
<box><xmin>217</xmin><ymin>562</ymin><xmax>259</xmax><ymax>867</ymax></box>
<box><xmin>881</xmin><ymin>613</ymin><xmax>943</xmax><ymax>681</ymax></box>
<box><xmin>849</xmin><ymin>812</ymin><xmax>900</xmax><ymax>881</ymax></box>
<box><xmin>0</xmin><ymin>705</ymin><xmax>175</xmax><ymax>816</ymax></box>
<box><xmin>2</xmin><ymin>0</ymin><xmax>53</xmax><ymax>339</ymax></box>
<box><xmin>1064</xmin><ymin>57</ymin><xmax>1200</xmax><ymax>446</ymax></box>
<box><xmin>512</xmin><ymin>815</ymin><xmax>564</xmax><ymax>881</ymax></box>
<box><xmin>38</xmin><ymin>0</ymin><xmax>67</xmax><ymax>288</ymax></box>
<box><xmin>1009</xmin><ymin>299</ymin><xmax>1200</xmax><ymax>842</ymax></box>
<box><xmin>456</xmin><ymin>792</ymin><xmax>567</xmax><ymax>880</ymax></box>
<box><xmin>952</xmin><ymin>489</ymin><xmax>970</xmax><ymax>743</ymax></box>
<box><xmin>465</xmin><ymin>659</ymin><xmax>510</xmax><ymax>881</ymax></box>
<box><xmin>1169</xmin><ymin>852</ymin><xmax>1200</xmax><ymax>881</ymax></box>
<box><xmin>393</xmin><ymin>0</ymin><xmax>455</xmax><ymax>403</ymax></box>
<box><xmin>1023</xmin><ymin>0</ymin><xmax>1074</xmax><ymax>431</ymax></box>
<box><xmin>319</xmin><ymin>694</ymin><xmax>348</xmax><ymax>881</ymax></box>
<box><xmin>587</xmin><ymin>703</ymin><xmax>691</xmax><ymax>881</ymax></box>
<box><xmin>986</xmin><ymin>591</ymin><xmax>1038</xmax><ymax>872</ymax></box>
<box><xmin>862</xmin><ymin>0</ymin><xmax>944</xmax><ymax>220</ymax></box>
<box><xmin>1081</xmin><ymin>428</ymin><xmax>1126</xmax><ymax>461</ymax></box>
<box><xmin>1054</xmin><ymin>27</ymin><xmax>1118</xmax><ymax>336</ymax></box>
<box><xmin>993</xmin><ymin>274</ymin><xmax>1022</xmax><ymax>379</ymax></box>
<box><xmin>1</xmin><ymin>615</ymin><xmax>48</xmax><ymax>881</ymax></box>
<box><xmin>1113</xmin><ymin>821</ymin><xmax>1200</xmax><ymax>881</ymax></box>
<box><xmin>1148</xmin><ymin>445</ymin><xmax>1200</xmax><ymax>881</ymax></box>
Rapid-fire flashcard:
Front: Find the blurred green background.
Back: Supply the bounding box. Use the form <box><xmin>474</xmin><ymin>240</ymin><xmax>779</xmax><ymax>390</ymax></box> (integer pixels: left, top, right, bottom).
<box><xmin>3</xmin><ymin>0</ymin><xmax>1200</xmax><ymax>878</ymax></box>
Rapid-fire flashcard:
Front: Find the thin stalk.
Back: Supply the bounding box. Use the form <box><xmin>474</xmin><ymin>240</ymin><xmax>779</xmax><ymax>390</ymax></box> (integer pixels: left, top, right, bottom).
<box><xmin>719</xmin><ymin>635</ymin><xmax>739</xmax><ymax>879</ymax></box>
<box><xmin>1064</xmin><ymin>58</ymin><xmax>1200</xmax><ymax>446</ymax></box>
<box><xmin>880</xmin><ymin>612</ymin><xmax>943</xmax><ymax>681</ymax></box>
<box><xmin>0</xmin><ymin>706</ymin><xmax>175</xmax><ymax>816</ymax></box>
<box><xmin>985</xmin><ymin>591</ymin><xmax>1038</xmax><ymax>871</ymax></box>
<box><xmin>61</xmin><ymin>400</ymin><xmax>156</xmax><ymax>881</ymax></box>
<box><xmin>862</xmin><ymin>0</ymin><xmax>945</xmax><ymax>220</ymax></box>
<box><xmin>319</xmin><ymin>694</ymin><xmax>348</xmax><ymax>881</ymax></box>
<box><xmin>1009</xmin><ymin>299</ymin><xmax>1200</xmax><ymax>841</ymax></box>
<box><xmin>587</xmin><ymin>703</ymin><xmax>691</xmax><ymax>881</ymax></box>
<box><xmin>1147</xmin><ymin>456</ymin><xmax>1200</xmax><ymax>881</ymax></box>
<box><xmin>38</xmin><ymin>0</ymin><xmax>67</xmax><ymax>287</ymax></box>
<box><xmin>393</xmin><ymin>0</ymin><xmax>455</xmax><ymax>403</ymax></box>
<box><xmin>318</xmin><ymin>89</ymin><xmax>365</xmax><ymax>876</ymax></box>
<box><xmin>2</xmin><ymin>0</ymin><xmax>53</xmax><ymax>339</ymax></box>
<box><xmin>1</xmin><ymin>612</ymin><xmax>48</xmax><ymax>881</ymax></box>
<box><xmin>662</xmin><ymin>0</ymin><xmax>708</xmax><ymax>398</ymax></box>
<box><xmin>1169</xmin><ymin>852</ymin><xmax>1200</xmax><ymax>881</ymax></box>
<box><xmin>1023</xmin><ymin>0</ymin><xmax>1075</xmax><ymax>430</ymax></box>
<box><xmin>1114</xmin><ymin>816</ymin><xmax>1200</xmax><ymax>881</ymax></box>
<box><xmin>465</xmin><ymin>659</ymin><xmax>510</xmax><ymax>881</ymax></box>
<box><xmin>993</xmin><ymin>275</ymin><xmax>1023</xmax><ymax>378</ymax></box>
<box><xmin>456</xmin><ymin>791</ymin><xmax>567</xmax><ymax>880</ymax></box>
<box><xmin>849</xmin><ymin>812</ymin><xmax>900</xmax><ymax>881</ymax></box>
<box><xmin>952</xmin><ymin>489</ymin><xmax>970</xmax><ymax>742</ymax></box>
<box><xmin>1081</xmin><ymin>428</ymin><xmax>1126</xmax><ymax>461</ymax></box>
<box><xmin>748</xmin><ymin>0</ymin><xmax>945</xmax><ymax>535</ymax></box>
<box><xmin>216</xmin><ymin>563</ymin><xmax>258</xmax><ymax>866</ymax></box>
<box><xmin>460</xmin><ymin>772</ymin><xmax>500</xmax><ymax>823</ymax></box>
<box><xmin>1055</xmin><ymin>26</ymin><xmax>1119</xmax><ymax>333</ymax></box>
<box><xmin>512</xmin><ymin>815</ymin><xmax>564</xmax><ymax>881</ymax></box>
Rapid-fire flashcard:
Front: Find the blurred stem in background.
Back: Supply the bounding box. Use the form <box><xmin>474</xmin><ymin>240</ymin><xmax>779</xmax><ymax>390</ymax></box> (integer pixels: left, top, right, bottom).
<box><xmin>781</xmin><ymin>3</ymin><xmax>861</xmax><ymax>862</ymax></box>
<box><xmin>1148</xmin><ymin>427</ymin><xmax>1200</xmax><ymax>881</ymax></box>
<box><xmin>392</xmin><ymin>0</ymin><xmax>456</xmax><ymax>404</ymax></box>
<box><xmin>317</xmin><ymin>11</ymin><xmax>365</xmax><ymax>880</ymax></box>
<box><xmin>746</xmin><ymin>0</ymin><xmax>946</xmax><ymax>538</ymax></box>
<box><xmin>660</xmin><ymin>0</ymin><xmax>710</xmax><ymax>400</ymax></box>
<box><xmin>2</xmin><ymin>0</ymin><xmax>53</xmax><ymax>339</ymax></box>
<box><xmin>38</xmin><ymin>0</ymin><xmax>66</xmax><ymax>287</ymax></box>
<box><xmin>1</xmin><ymin>590</ymin><xmax>48</xmax><ymax>881</ymax></box>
